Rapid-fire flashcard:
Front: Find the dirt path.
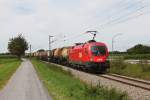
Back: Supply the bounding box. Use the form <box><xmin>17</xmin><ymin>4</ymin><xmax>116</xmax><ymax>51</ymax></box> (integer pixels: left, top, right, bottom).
<box><xmin>0</xmin><ymin>59</ymin><xmax>51</xmax><ymax>100</ymax></box>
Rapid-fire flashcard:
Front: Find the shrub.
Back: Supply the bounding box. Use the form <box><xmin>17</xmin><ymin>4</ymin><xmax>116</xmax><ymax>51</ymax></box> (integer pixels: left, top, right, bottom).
<box><xmin>139</xmin><ymin>60</ymin><xmax>150</xmax><ymax>72</ymax></box>
<box><xmin>109</xmin><ymin>57</ymin><xmax>127</xmax><ymax>74</ymax></box>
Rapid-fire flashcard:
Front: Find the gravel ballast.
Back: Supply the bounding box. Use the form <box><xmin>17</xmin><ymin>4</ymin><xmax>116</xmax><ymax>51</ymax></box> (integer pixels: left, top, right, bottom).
<box><xmin>48</xmin><ymin>62</ymin><xmax>150</xmax><ymax>100</ymax></box>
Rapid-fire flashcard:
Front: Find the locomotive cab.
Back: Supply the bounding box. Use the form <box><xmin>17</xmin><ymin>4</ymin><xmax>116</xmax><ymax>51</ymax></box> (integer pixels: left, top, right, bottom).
<box><xmin>84</xmin><ymin>41</ymin><xmax>109</xmax><ymax>72</ymax></box>
<box><xmin>91</xmin><ymin>45</ymin><xmax>107</xmax><ymax>62</ymax></box>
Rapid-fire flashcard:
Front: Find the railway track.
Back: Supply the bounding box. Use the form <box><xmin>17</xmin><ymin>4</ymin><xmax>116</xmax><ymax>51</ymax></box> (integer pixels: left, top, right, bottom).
<box><xmin>99</xmin><ymin>74</ymin><xmax>150</xmax><ymax>91</ymax></box>
<box><xmin>45</xmin><ymin>61</ymin><xmax>150</xmax><ymax>91</ymax></box>
<box><xmin>43</xmin><ymin>61</ymin><xmax>150</xmax><ymax>99</ymax></box>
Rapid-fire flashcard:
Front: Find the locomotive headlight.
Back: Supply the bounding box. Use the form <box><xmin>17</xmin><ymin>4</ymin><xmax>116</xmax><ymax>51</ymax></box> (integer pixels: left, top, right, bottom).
<box><xmin>97</xmin><ymin>58</ymin><xmax>103</xmax><ymax>62</ymax></box>
<box><xmin>90</xmin><ymin>58</ymin><xmax>93</xmax><ymax>61</ymax></box>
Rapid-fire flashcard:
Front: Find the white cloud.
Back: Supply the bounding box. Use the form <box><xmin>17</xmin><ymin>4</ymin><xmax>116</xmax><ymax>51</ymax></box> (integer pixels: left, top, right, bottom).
<box><xmin>0</xmin><ymin>0</ymin><xmax>150</xmax><ymax>52</ymax></box>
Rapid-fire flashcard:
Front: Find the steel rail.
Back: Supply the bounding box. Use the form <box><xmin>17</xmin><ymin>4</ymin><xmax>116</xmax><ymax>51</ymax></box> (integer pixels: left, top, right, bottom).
<box><xmin>99</xmin><ymin>74</ymin><xmax>150</xmax><ymax>91</ymax></box>
<box><xmin>108</xmin><ymin>74</ymin><xmax>150</xmax><ymax>85</ymax></box>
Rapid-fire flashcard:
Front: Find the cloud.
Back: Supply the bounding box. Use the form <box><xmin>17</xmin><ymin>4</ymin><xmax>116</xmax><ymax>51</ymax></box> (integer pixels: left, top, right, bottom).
<box><xmin>0</xmin><ymin>0</ymin><xmax>150</xmax><ymax>52</ymax></box>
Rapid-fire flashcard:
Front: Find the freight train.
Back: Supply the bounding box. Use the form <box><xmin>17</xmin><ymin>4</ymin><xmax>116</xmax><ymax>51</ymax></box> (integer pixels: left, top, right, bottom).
<box><xmin>32</xmin><ymin>40</ymin><xmax>110</xmax><ymax>73</ymax></box>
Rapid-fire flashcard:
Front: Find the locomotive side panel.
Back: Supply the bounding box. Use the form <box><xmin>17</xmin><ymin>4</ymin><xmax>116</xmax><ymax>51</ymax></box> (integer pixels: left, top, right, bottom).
<box><xmin>69</xmin><ymin>45</ymin><xmax>83</xmax><ymax>65</ymax></box>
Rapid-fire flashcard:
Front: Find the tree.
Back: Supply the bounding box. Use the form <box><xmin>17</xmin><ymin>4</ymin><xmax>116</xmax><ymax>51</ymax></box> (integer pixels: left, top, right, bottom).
<box><xmin>8</xmin><ymin>34</ymin><xmax>28</xmax><ymax>58</ymax></box>
<box><xmin>127</xmin><ymin>44</ymin><xmax>150</xmax><ymax>54</ymax></box>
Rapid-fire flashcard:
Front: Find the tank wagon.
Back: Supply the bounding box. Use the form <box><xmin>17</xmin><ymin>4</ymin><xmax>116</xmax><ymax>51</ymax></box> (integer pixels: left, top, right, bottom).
<box><xmin>35</xmin><ymin>50</ymin><xmax>49</xmax><ymax>61</ymax></box>
<box><xmin>34</xmin><ymin>40</ymin><xmax>109</xmax><ymax>72</ymax></box>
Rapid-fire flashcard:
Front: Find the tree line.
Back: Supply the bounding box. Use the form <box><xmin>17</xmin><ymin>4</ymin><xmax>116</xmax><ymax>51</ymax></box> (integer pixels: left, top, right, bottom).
<box><xmin>110</xmin><ymin>44</ymin><xmax>150</xmax><ymax>54</ymax></box>
<box><xmin>127</xmin><ymin>44</ymin><xmax>150</xmax><ymax>54</ymax></box>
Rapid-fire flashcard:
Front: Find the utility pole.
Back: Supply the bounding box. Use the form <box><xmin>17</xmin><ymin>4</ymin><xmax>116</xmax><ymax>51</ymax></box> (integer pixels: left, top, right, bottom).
<box><xmin>112</xmin><ymin>33</ymin><xmax>122</xmax><ymax>53</ymax></box>
<box><xmin>49</xmin><ymin>35</ymin><xmax>54</xmax><ymax>61</ymax></box>
<box><xmin>29</xmin><ymin>44</ymin><xmax>31</xmax><ymax>57</ymax></box>
<box><xmin>112</xmin><ymin>33</ymin><xmax>122</xmax><ymax>60</ymax></box>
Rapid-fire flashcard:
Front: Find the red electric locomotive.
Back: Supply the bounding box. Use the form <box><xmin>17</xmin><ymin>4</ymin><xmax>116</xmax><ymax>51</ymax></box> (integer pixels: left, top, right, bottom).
<box><xmin>69</xmin><ymin>40</ymin><xmax>109</xmax><ymax>72</ymax></box>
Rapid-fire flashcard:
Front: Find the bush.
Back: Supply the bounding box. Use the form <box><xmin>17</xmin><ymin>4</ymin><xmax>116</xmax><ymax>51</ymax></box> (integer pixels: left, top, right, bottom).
<box><xmin>0</xmin><ymin>55</ymin><xmax>17</xmax><ymax>59</ymax></box>
<box><xmin>139</xmin><ymin>60</ymin><xmax>150</xmax><ymax>72</ymax></box>
<box><xmin>109</xmin><ymin>57</ymin><xmax>127</xmax><ymax>74</ymax></box>
<box><xmin>124</xmin><ymin>54</ymin><xmax>150</xmax><ymax>60</ymax></box>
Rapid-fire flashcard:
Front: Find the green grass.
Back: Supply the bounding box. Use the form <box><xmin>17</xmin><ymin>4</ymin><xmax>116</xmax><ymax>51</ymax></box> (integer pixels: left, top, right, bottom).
<box><xmin>0</xmin><ymin>55</ymin><xmax>17</xmax><ymax>59</ymax></box>
<box><xmin>124</xmin><ymin>54</ymin><xmax>150</xmax><ymax>60</ymax></box>
<box><xmin>32</xmin><ymin>59</ymin><xmax>129</xmax><ymax>100</ymax></box>
<box><xmin>0</xmin><ymin>58</ymin><xmax>21</xmax><ymax>89</ymax></box>
<box><xmin>109</xmin><ymin>54</ymin><xmax>150</xmax><ymax>60</ymax></box>
<box><xmin>108</xmin><ymin>58</ymin><xmax>150</xmax><ymax>80</ymax></box>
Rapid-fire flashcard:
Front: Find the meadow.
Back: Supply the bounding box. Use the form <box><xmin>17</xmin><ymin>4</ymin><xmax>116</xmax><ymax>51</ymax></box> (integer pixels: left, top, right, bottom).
<box><xmin>0</xmin><ymin>57</ymin><xmax>21</xmax><ymax>89</ymax></box>
<box><xmin>109</xmin><ymin>58</ymin><xmax>150</xmax><ymax>80</ymax></box>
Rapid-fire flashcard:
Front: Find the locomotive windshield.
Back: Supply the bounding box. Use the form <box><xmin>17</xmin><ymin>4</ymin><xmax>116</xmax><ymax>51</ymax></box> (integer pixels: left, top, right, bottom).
<box><xmin>91</xmin><ymin>46</ymin><xmax>106</xmax><ymax>56</ymax></box>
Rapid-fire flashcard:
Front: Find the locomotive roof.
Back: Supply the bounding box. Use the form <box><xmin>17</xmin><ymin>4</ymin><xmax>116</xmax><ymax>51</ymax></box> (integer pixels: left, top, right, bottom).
<box><xmin>72</xmin><ymin>41</ymin><xmax>106</xmax><ymax>49</ymax></box>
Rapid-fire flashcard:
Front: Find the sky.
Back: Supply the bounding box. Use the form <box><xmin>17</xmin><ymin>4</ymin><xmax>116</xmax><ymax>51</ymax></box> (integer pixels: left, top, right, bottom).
<box><xmin>0</xmin><ymin>0</ymin><xmax>150</xmax><ymax>53</ymax></box>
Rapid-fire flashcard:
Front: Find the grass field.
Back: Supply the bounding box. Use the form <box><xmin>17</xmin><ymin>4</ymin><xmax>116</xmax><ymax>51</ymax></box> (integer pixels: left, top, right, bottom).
<box><xmin>109</xmin><ymin>54</ymin><xmax>150</xmax><ymax>60</ymax></box>
<box><xmin>0</xmin><ymin>55</ymin><xmax>17</xmax><ymax>59</ymax></box>
<box><xmin>0</xmin><ymin>58</ymin><xmax>21</xmax><ymax>89</ymax></box>
<box><xmin>32</xmin><ymin>59</ymin><xmax>129</xmax><ymax>100</ymax></box>
<box><xmin>109</xmin><ymin>59</ymin><xmax>150</xmax><ymax>80</ymax></box>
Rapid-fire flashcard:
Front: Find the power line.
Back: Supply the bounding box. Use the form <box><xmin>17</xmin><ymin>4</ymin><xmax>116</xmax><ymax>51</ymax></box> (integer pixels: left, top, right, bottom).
<box><xmin>80</xmin><ymin>0</ymin><xmax>145</xmax><ymax>31</ymax></box>
<box><xmin>98</xmin><ymin>2</ymin><xmax>150</xmax><ymax>30</ymax></box>
<box><xmin>71</xmin><ymin>0</ymin><xmax>149</xmax><ymax>39</ymax></box>
<box><xmin>109</xmin><ymin>9</ymin><xmax>150</xmax><ymax>26</ymax></box>
<box><xmin>52</xmin><ymin>0</ymin><xmax>150</xmax><ymax>47</ymax></box>
<box><xmin>52</xmin><ymin>1</ymin><xmax>131</xmax><ymax>43</ymax></box>
<box><xmin>67</xmin><ymin>4</ymin><xmax>150</xmax><ymax>42</ymax></box>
